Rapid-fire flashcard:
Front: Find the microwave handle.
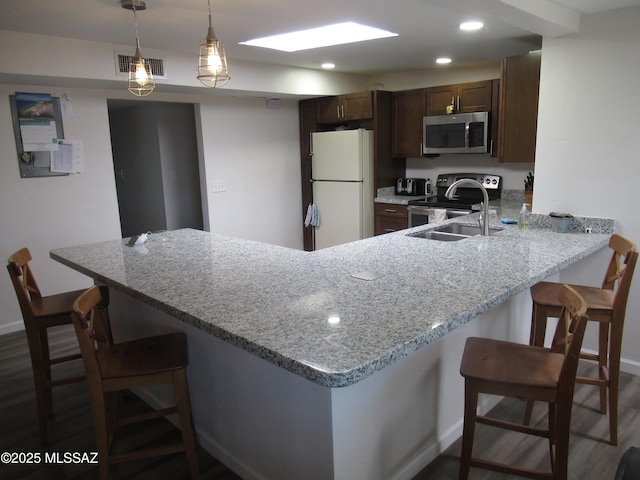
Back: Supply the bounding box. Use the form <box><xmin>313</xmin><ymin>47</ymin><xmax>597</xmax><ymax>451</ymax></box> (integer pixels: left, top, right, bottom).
<box><xmin>465</xmin><ymin>122</ymin><xmax>470</xmax><ymax>148</ymax></box>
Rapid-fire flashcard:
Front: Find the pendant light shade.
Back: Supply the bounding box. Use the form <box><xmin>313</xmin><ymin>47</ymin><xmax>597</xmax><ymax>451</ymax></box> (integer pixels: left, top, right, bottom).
<box><xmin>128</xmin><ymin>46</ymin><xmax>154</xmax><ymax>96</ymax></box>
<box><xmin>197</xmin><ymin>0</ymin><xmax>230</xmax><ymax>88</ymax></box>
<box><xmin>122</xmin><ymin>0</ymin><xmax>154</xmax><ymax>97</ymax></box>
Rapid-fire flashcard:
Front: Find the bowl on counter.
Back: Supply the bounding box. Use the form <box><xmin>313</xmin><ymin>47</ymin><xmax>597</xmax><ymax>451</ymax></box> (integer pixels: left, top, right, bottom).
<box><xmin>549</xmin><ymin>212</ymin><xmax>573</xmax><ymax>233</ymax></box>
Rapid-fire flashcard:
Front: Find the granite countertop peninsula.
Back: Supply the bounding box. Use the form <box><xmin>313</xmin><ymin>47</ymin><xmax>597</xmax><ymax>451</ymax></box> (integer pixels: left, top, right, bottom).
<box><xmin>50</xmin><ymin>199</ymin><xmax>614</xmax><ymax>388</ymax></box>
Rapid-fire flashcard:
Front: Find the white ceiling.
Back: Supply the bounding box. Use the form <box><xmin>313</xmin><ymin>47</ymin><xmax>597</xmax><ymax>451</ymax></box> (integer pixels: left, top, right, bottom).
<box><xmin>1</xmin><ymin>0</ymin><xmax>638</xmax><ymax>74</ymax></box>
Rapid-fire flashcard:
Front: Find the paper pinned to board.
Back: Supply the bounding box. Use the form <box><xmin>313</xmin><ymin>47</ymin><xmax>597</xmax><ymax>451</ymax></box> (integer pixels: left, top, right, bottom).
<box><xmin>50</xmin><ymin>140</ymin><xmax>83</xmax><ymax>173</ymax></box>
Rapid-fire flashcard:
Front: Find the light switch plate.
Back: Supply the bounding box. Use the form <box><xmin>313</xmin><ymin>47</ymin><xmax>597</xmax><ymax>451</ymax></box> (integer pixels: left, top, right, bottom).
<box><xmin>211</xmin><ymin>180</ymin><xmax>226</xmax><ymax>193</ymax></box>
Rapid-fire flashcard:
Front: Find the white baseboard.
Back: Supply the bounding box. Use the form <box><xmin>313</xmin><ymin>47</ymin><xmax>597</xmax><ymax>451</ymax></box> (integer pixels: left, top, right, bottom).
<box><xmin>133</xmin><ymin>387</ymin><xmax>260</xmax><ymax>480</ymax></box>
<box><xmin>621</xmin><ymin>357</ymin><xmax>640</xmax><ymax>377</ymax></box>
<box><xmin>0</xmin><ymin>322</ymin><xmax>24</xmax><ymax>336</ymax></box>
<box><xmin>391</xmin><ymin>395</ymin><xmax>502</xmax><ymax>480</ymax></box>
<box><xmin>580</xmin><ymin>347</ymin><xmax>640</xmax><ymax>377</ymax></box>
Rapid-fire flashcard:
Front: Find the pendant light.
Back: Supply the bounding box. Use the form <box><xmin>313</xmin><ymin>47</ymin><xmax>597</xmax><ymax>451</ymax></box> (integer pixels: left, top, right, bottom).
<box><xmin>197</xmin><ymin>0</ymin><xmax>230</xmax><ymax>88</ymax></box>
<box><xmin>122</xmin><ymin>0</ymin><xmax>154</xmax><ymax>97</ymax></box>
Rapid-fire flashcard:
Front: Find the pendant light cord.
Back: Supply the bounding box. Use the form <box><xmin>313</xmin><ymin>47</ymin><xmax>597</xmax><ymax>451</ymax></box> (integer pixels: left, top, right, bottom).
<box><xmin>132</xmin><ymin>5</ymin><xmax>141</xmax><ymax>50</ymax></box>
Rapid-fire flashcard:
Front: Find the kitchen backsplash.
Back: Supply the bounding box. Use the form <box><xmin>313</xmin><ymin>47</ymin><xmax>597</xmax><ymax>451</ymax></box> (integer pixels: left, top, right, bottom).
<box><xmin>404</xmin><ymin>154</ymin><xmax>534</xmax><ymax>192</ymax></box>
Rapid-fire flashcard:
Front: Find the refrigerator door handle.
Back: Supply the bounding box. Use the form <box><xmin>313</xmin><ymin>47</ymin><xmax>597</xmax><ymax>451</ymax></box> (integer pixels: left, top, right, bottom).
<box><xmin>310</xmin><ymin>179</ymin><xmax>363</xmax><ymax>183</ymax></box>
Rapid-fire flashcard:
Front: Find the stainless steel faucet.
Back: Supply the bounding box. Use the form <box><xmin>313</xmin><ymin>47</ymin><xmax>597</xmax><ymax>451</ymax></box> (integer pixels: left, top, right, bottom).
<box><xmin>445</xmin><ymin>179</ymin><xmax>490</xmax><ymax>235</ymax></box>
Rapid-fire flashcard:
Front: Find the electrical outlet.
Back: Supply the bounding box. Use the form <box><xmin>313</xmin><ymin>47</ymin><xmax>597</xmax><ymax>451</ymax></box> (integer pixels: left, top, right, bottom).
<box><xmin>211</xmin><ymin>180</ymin><xmax>226</xmax><ymax>193</ymax></box>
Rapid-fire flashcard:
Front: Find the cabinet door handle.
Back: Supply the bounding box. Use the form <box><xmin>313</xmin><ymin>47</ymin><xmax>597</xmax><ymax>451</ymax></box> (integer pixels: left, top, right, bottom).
<box><xmin>336</xmin><ymin>105</ymin><xmax>340</xmax><ymax>119</ymax></box>
<box><xmin>384</xmin><ymin>208</ymin><xmax>398</xmax><ymax>213</ymax></box>
<box><xmin>457</xmin><ymin>96</ymin><xmax>460</xmax><ymax>111</ymax></box>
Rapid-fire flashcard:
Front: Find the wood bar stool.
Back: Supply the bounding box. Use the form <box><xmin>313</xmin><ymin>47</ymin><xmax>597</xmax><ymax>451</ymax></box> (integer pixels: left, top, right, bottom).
<box><xmin>459</xmin><ymin>284</ymin><xmax>589</xmax><ymax>480</ymax></box>
<box><xmin>525</xmin><ymin>234</ymin><xmax>637</xmax><ymax>445</ymax></box>
<box><xmin>6</xmin><ymin>247</ymin><xmax>111</xmax><ymax>445</ymax></box>
<box><xmin>72</xmin><ymin>285</ymin><xmax>200</xmax><ymax>480</ymax></box>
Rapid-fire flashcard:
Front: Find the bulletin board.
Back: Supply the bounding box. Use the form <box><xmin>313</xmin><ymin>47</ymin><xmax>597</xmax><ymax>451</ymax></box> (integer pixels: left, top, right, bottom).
<box><xmin>9</xmin><ymin>93</ymin><xmax>67</xmax><ymax>178</ymax></box>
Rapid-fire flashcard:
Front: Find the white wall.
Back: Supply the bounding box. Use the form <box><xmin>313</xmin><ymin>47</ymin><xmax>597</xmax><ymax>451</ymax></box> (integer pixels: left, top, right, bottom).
<box><xmin>0</xmin><ymin>30</ymin><xmax>370</xmax><ymax>98</ymax></box>
<box><xmin>0</xmin><ymin>87</ymin><xmax>122</xmax><ymax>333</ymax></box>
<box><xmin>0</xmin><ymin>86</ymin><xmax>303</xmax><ymax>333</ymax></box>
<box><xmin>198</xmin><ymin>96</ymin><xmax>302</xmax><ymax>244</ymax></box>
<box><xmin>534</xmin><ymin>7</ymin><xmax>640</xmax><ymax>373</ymax></box>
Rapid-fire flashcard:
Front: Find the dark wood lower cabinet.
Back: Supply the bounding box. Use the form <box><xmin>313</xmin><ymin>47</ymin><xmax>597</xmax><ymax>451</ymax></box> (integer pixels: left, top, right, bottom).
<box><xmin>375</xmin><ymin>203</ymin><xmax>408</xmax><ymax>235</ymax></box>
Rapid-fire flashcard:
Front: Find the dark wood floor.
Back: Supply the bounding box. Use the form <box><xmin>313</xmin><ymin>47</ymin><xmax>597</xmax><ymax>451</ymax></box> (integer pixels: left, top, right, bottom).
<box><xmin>0</xmin><ymin>325</ymin><xmax>637</xmax><ymax>479</ymax></box>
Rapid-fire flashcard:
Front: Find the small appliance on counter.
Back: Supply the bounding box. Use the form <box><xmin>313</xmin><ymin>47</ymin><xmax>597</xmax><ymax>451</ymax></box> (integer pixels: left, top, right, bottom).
<box><xmin>549</xmin><ymin>212</ymin><xmax>573</xmax><ymax>233</ymax></box>
<box><xmin>395</xmin><ymin>178</ymin><xmax>427</xmax><ymax>196</ymax></box>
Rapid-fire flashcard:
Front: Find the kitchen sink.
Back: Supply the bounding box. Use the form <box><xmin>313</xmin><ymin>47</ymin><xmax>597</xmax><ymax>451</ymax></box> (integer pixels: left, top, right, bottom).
<box><xmin>408</xmin><ymin>230</ymin><xmax>469</xmax><ymax>242</ymax></box>
<box><xmin>407</xmin><ymin>224</ymin><xmax>503</xmax><ymax>242</ymax></box>
<box><xmin>434</xmin><ymin>224</ymin><xmax>502</xmax><ymax>236</ymax></box>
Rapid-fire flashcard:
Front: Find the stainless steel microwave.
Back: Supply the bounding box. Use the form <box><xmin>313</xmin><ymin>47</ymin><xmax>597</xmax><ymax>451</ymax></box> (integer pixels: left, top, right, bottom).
<box><xmin>422</xmin><ymin>111</ymin><xmax>489</xmax><ymax>154</ymax></box>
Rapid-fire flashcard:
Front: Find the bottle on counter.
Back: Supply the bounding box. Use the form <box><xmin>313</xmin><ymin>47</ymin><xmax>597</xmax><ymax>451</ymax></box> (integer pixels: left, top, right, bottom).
<box><xmin>426</xmin><ymin>178</ymin><xmax>432</xmax><ymax>196</ymax></box>
<box><xmin>518</xmin><ymin>203</ymin><xmax>531</xmax><ymax>230</ymax></box>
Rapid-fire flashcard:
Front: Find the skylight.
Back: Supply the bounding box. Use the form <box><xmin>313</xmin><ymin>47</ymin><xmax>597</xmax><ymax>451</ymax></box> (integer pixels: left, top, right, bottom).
<box><xmin>239</xmin><ymin>22</ymin><xmax>398</xmax><ymax>52</ymax></box>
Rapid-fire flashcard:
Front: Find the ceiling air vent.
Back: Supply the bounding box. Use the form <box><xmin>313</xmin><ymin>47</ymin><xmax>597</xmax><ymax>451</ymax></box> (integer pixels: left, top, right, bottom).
<box><xmin>115</xmin><ymin>52</ymin><xmax>167</xmax><ymax>79</ymax></box>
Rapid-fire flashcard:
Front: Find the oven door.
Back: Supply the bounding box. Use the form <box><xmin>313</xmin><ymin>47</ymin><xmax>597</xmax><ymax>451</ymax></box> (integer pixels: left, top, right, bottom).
<box><xmin>445</xmin><ymin>209</ymin><xmax>473</xmax><ymax>218</ymax></box>
<box><xmin>408</xmin><ymin>205</ymin><xmax>430</xmax><ymax>228</ymax></box>
<box><xmin>408</xmin><ymin>205</ymin><xmax>472</xmax><ymax>228</ymax></box>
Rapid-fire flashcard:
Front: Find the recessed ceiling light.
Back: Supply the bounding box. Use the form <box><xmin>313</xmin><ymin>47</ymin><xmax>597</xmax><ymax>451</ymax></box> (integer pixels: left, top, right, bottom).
<box><xmin>239</xmin><ymin>22</ymin><xmax>398</xmax><ymax>52</ymax></box>
<box><xmin>321</xmin><ymin>63</ymin><xmax>336</xmax><ymax>69</ymax></box>
<box><xmin>436</xmin><ymin>57</ymin><xmax>452</xmax><ymax>64</ymax></box>
<box><xmin>460</xmin><ymin>21</ymin><xmax>484</xmax><ymax>31</ymax></box>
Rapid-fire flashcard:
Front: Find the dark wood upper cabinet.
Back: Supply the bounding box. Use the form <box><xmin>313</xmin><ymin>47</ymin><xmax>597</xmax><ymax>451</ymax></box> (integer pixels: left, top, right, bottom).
<box><xmin>490</xmin><ymin>79</ymin><xmax>500</xmax><ymax>157</ymax></box>
<box><xmin>317</xmin><ymin>91</ymin><xmax>373</xmax><ymax>123</ymax></box>
<box><xmin>391</xmin><ymin>88</ymin><xmax>427</xmax><ymax>158</ymax></box>
<box><xmin>497</xmin><ymin>52</ymin><xmax>541</xmax><ymax>163</ymax></box>
<box><xmin>426</xmin><ymin>80</ymin><xmax>492</xmax><ymax>115</ymax></box>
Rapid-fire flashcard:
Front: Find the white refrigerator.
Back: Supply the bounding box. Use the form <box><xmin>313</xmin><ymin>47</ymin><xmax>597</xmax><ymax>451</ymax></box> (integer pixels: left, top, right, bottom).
<box><xmin>310</xmin><ymin>129</ymin><xmax>374</xmax><ymax>250</ymax></box>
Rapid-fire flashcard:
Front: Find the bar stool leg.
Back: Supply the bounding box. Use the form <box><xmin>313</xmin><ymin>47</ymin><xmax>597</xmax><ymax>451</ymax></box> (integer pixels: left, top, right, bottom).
<box><xmin>458</xmin><ymin>381</ymin><xmax>478</xmax><ymax>480</ymax></box>
<box><xmin>174</xmin><ymin>369</ymin><xmax>200</xmax><ymax>480</ymax></box>
<box><xmin>524</xmin><ymin>303</ymin><xmax>550</xmax><ymax>426</ymax></box>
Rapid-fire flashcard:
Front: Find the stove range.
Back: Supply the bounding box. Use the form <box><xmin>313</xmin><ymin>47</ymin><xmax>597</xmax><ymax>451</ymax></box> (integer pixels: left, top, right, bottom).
<box><xmin>408</xmin><ymin>173</ymin><xmax>502</xmax><ymax>210</ymax></box>
<box><xmin>407</xmin><ymin>173</ymin><xmax>502</xmax><ymax>227</ymax></box>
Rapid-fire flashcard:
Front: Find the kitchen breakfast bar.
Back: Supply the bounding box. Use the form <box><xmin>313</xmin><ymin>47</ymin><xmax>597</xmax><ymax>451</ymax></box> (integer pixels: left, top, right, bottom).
<box><xmin>50</xmin><ymin>203</ymin><xmax>614</xmax><ymax>480</ymax></box>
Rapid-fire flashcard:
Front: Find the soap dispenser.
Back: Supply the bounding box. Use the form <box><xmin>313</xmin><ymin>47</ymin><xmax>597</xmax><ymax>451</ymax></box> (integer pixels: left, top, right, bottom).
<box><xmin>518</xmin><ymin>203</ymin><xmax>531</xmax><ymax>230</ymax></box>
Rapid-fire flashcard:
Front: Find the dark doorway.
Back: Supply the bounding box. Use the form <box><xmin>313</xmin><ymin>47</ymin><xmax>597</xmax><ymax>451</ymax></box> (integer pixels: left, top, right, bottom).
<box><xmin>107</xmin><ymin>100</ymin><xmax>203</xmax><ymax>237</ymax></box>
